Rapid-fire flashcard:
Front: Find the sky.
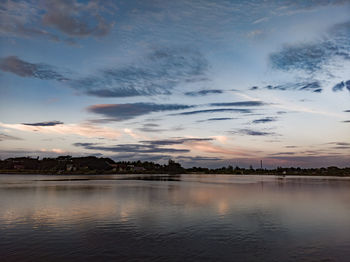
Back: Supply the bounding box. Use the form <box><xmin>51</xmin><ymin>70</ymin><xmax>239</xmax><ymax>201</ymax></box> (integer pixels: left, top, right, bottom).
<box><xmin>0</xmin><ymin>0</ymin><xmax>349</xmax><ymax>168</ymax></box>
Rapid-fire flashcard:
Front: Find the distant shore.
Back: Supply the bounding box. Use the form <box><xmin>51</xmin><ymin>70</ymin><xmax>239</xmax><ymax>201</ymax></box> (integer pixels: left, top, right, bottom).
<box><xmin>1</xmin><ymin>170</ymin><xmax>349</xmax><ymax>177</ymax></box>
<box><xmin>1</xmin><ymin>156</ymin><xmax>349</xmax><ymax>177</ymax></box>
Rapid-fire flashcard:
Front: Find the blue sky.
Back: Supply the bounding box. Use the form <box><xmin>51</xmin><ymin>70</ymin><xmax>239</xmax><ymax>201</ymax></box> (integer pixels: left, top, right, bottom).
<box><xmin>0</xmin><ymin>0</ymin><xmax>349</xmax><ymax>168</ymax></box>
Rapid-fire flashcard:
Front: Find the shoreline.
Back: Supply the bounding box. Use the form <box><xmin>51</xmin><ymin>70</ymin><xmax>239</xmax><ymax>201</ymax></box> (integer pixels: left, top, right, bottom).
<box><xmin>1</xmin><ymin>171</ymin><xmax>349</xmax><ymax>177</ymax></box>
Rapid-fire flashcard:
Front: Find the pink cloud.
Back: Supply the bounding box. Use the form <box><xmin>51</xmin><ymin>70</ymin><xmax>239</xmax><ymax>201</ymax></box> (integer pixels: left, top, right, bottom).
<box><xmin>0</xmin><ymin>122</ymin><xmax>121</xmax><ymax>139</ymax></box>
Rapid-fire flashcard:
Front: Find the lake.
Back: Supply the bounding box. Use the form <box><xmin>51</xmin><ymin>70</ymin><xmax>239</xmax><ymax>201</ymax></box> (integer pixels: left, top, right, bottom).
<box><xmin>0</xmin><ymin>174</ymin><xmax>350</xmax><ymax>261</ymax></box>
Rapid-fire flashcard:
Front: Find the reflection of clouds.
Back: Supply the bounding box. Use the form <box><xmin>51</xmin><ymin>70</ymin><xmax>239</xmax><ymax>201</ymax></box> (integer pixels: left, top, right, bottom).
<box><xmin>1</xmin><ymin>176</ymin><xmax>350</xmax><ymax>230</ymax></box>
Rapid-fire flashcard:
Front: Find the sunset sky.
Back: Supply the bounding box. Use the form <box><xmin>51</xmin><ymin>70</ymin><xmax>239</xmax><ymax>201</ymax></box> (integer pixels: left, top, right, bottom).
<box><xmin>0</xmin><ymin>0</ymin><xmax>349</xmax><ymax>168</ymax></box>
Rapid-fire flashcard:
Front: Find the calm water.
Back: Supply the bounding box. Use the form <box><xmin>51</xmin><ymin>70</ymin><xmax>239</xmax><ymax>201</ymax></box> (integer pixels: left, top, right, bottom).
<box><xmin>0</xmin><ymin>174</ymin><xmax>350</xmax><ymax>262</ymax></box>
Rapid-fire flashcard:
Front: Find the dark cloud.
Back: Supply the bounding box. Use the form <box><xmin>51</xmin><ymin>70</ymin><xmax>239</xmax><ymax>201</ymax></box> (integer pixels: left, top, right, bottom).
<box><xmin>0</xmin><ymin>0</ymin><xmax>61</xmax><ymax>42</ymax></box>
<box><xmin>88</xmin><ymin>103</ymin><xmax>194</xmax><ymax>121</ymax></box>
<box><xmin>197</xmin><ymin>117</ymin><xmax>234</xmax><ymax>122</ymax></box>
<box><xmin>137</xmin><ymin>123</ymin><xmax>165</xmax><ymax>132</ymax></box>
<box><xmin>269</xmin><ymin>152</ymin><xmax>296</xmax><ymax>156</ymax></box>
<box><xmin>137</xmin><ymin>127</ymin><xmax>168</xmax><ymax>133</ymax></box>
<box><xmin>22</xmin><ymin>121</ymin><xmax>64</xmax><ymax>127</ymax></box>
<box><xmin>327</xmin><ymin>142</ymin><xmax>350</xmax><ymax>146</ymax></box>
<box><xmin>174</xmin><ymin>108</ymin><xmax>252</xmax><ymax>116</ymax></box>
<box><xmin>333</xmin><ymin>80</ymin><xmax>350</xmax><ymax>92</ymax></box>
<box><xmin>71</xmin><ymin>48</ymin><xmax>209</xmax><ymax>97</ymax></box>
<box><xmin>232</xmin><ymin>129</ymin><xmax>276</xmax><ymax>136</ymax></box>
<box><xmin>252</xmin><ymin>117</ymin><xmax>277</xmax><ymax>124</ymax></box>
<box><xmin>269</xmin><ymin>21</ymin><xmax>350</xmax><ymax>73</ymax></box>
<box><xmin>255</xmin><ymin>81</ymin><xmax>322</xmax><ymax>92</ymax></box>
<box><xmin>270</xmin><ymin>42</ymin><xmax>333</xmax><ymax>72</ymax></box>
<box><xmin>1</xmin><ymin>48</ymin><xmax>208</xmax><ymax>98</ymax></box>
<box><xmin>137</xmin><ymin>123</ymin><xmax>184</xmax><ymax>133</ymax></box>
<box><xmin>140</xmin><ymin>138</ymin><xmax>213</xmax><ymax>146</ymax></box>
<box><xmin>210</xmin><ymin>101</ymin><xmax>265</xmax><ymax>107</ymax></box>
<box><xmin>42</xmin><ymin>0</ymin><xmax>115</xmax><ymax>37</ymax></box>
<box><xmin>184</xmin><ymin>89</ymin><xmax>223</xmax><ymax>96</ymax></box>
<box><xmin>0</xmin><ymin>133</ymin><xmax>22</xmax><ymax>141</ymax></box>
<box><xmin>73</xmin><ymin>142</ymin><xmax>190</xmax><ymax>154</ymax></box>
<box><xmin>342</xmin><ymin>120</ymin><xmax>350</xmax><ymax>123</ymax></box>
<box><xmin>0</xmin><ymin>56</ymin><xmax>68</xmax><ymax>81</ymax></box>
<box><xmin>138</xmin><ymin>126</ymin><xmax>184</xmax><ymax>133</ymax></box>
<box><xmin>344</xmin><ymin>110</ymin><xmax>350</xmax><ymax>113</ymax></box>
<box><xmin>0</xmin><ymin>0</ymin><xmax>116</xmax><ymax>42</ymax></box>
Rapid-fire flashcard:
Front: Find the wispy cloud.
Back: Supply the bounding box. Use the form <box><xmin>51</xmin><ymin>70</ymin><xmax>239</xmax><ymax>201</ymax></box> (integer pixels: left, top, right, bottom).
<box><xmin>197</xmin><ymin>117</ymin><xmax>235</xmax><ymax>122</ymax></box>
<box><xmin>0</xmin><ymin>133</ymin><xmax>22</xmax><ymax>141</ymax></box>
<box><xmin>72</xmin><ymin>48</ymin><xmax>209</xmax><ymax>97</ymax></box>
<box><xmin>73</xmin><ymin>142</ymin><xmax>190</xmax><ymax>154</ymax></box>
<box><xmin>140</xmin><ymin>138</ymin><xmax>214</xmax><ymax>146</ymax></box>
<box><xmin>210</xmin><ymin>101</ymin><xmax>266</xmax><ymax>107</ymax></box>
<box><xmin>185</xmin><ymin>89</ymin><xmax>223</xmax><ymax>96</ymax></box>
<box><xmin>269</xmin><ymin>21</ymin><xmax>350</xmax><ymax>73</ymax></box>
<box><xmin>252</xmin><ymin>81</ymin><xmax>322</xmax><ymax>93</ymax></box>
<box><xmin>174</xmin><ymin>108</ymin><xmax>252</xmax><ymax>116</ymax></box>
<box><xmin>332</xmin><ymin>80</ymin><xmax>350</xmax><ymax>92</ymax></box>
<box><xmin>0</xmin><ymin>0</ymin><xmax>116</xmax><ymax>42</ymax></box>
<box><xmin>88</xmin><ymin>103</ymin><xmax>194</xmax><ymax>121</ymax></box>
<box><xmin>1</xmin><ymin>47</ymin><xmax>208</xmax><ymax>98</ymax></box>
<box><xmin>0</xmin><ymin>122</ymin><xmax>121</xmax><ymax>139</ymax></box>
<box><xmin>0</xmin><ymin>56</ymin><xmax>68</xmax><ymax>81</ymax></box>
<box><xmin>42</xmin><ymin>0</ymin><xmax>115</xmax><ymax>37</ymax></box>
<box><xmin>22</xmin><ymin>121</ymin><xmax>64</xmax><ymax>126</ymax></box>
<box><xmin>252</xmin><ymin>117</ymin><xmax>277</xmax><ymax>124</ymax></box>
<box><xmin>232</xmin><ymin>129</ymin><xmax>277</xmax><ymax>136</ymax></box>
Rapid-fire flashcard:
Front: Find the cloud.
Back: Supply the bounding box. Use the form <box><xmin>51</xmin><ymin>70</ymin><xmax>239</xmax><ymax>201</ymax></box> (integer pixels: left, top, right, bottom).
<box><xmin>73</xmin><ymin>136</ymin><xmax>251</xmax><ymax>157</ymax></box>
<box><xmin>342</xmin><ymin>120</ymin><xmax>350</xmax><ymax>123</ymax></box>
<box><xmin>184</xmin><ymin>89</ymin><xmax>223</xmax><ymax>96</ymax></box>
<box><xmin>232</xmin><ymin>129</ymin><xmax>277</xmax><ymax>136</ymax></box>
<box><xmin>140</xmin><ymin>138</ymin><xmax>214</xmax><ymax>146</ymax></box>
<box><xmin>0</xmin><ymin>56</ymin><xmax>68</xmax><ymax>81</ymax></box>
<box><xmin>210</xmin><ymin>101</ymin><xmax>266</xmax><ymax>107</ymax></box>
<box><xmin>253</xmin><ymin>81</ymin><xmax>322</xmax><ymax>92</ymax></box>
<box><xmin>42</xmin><ymin>0</ymin><xmax>115</xmax><ymax>37</ymax></box>
<box><xmin>333</xmin><ymin>80</ymin><xmax>350</xmax><ymax>92</ymax></box>
<box><xmin>0</xmin><ymin>133</ymin><xmax>22</xmax><ymax>141</ymax></box>
<box><xmin>327</xmin><ymin>142</ymin><xmax>350</xmax><ymax>146</ymax></box>
<box><xmin>345</xmin><ymin>110</ymin><xmax>350</xmax><ymax>113</ymax></box>
<box><xmin>71</xmin><ymin>48</ymin><xmax>209</xmax><ymax>97</ymax></box>
<box><xmin>88</xmin><ymin>103</ymin><xmax>194</xmax><ymax>121</ymax></box>
<box><xmin>269</xmin><ymin>21</ymin><xmax>350</xmax><ymax>73</ymax></box>
<box><xmin>174</xmin><ymin>108</ymin><xmax>252</xmax><ymax>116</ymax></box>
<box><xmin>252</xmin><ymin>117</ymin><xmax>277</xmax><ymax>124</ymax></box>
<box><xmin>73</xmin><ymin>142</ymin><xmax>190</xmax><ymax>154</ymax></box>
<box><xmin>112</xmin><ymin>153</ymin><xmax>171</xmax><ymax>162</ymax></box>
<box><xmin>197</xmin><ymin>117</ymin><xmax>235</xmax><ymax>122</ymax></box>
<box><xmin>136</xmin><ymin>123</ymin><xmax>184</xmax><ymax>133</ymax></box>
<box><xmin>22</xmin><ymin>121</ymin><xmax>64</xmax><ymax>126</ymax></box>
<box><xmin>0</xmin><ymin>0</ymin><xmax>116</xmax><ymax>42</ymax></box>
<box><xmin>269</xmin><ymin>152</ymin><xmax>296</xmax><ymax>156</ymax></box>
<box><xmin>0</xmin><ymin>122</ymin><xmax>121</xmax><ymax>139</ymax></box>
<box><xmin>1</xmin><ymin>48</ymin><xmax>208</xmax><ymax>98</ymax></box>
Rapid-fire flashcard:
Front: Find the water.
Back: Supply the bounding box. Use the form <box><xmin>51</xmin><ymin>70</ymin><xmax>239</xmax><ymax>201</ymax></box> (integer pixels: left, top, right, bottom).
<box><xmin>0</xmin><ymin>174</ymin><xmax>350</xmax><ymax>262</ymax></box>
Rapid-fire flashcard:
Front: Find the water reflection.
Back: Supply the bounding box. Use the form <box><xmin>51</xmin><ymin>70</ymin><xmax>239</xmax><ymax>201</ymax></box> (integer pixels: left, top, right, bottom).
<box><xmin>0</xmin><ymin>174</ymin><xmax>350</xmax><ymax>261</ymax></box>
